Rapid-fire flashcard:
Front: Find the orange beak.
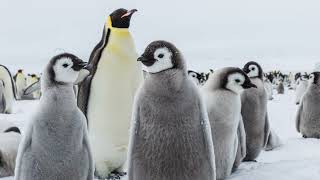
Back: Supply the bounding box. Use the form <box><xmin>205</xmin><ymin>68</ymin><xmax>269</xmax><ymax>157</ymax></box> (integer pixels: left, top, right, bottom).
<box><xmin>121</xmin><ymin>9</ymin><xmax>138</xmax><ymax>18</ymax></box>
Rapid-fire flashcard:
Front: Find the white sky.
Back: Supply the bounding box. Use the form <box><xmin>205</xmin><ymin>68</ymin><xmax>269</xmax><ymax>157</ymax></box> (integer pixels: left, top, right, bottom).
<box><xmin>1</xmin><ymin>0</ymin><xmax>320</xmax><ymax>72</ymax></box>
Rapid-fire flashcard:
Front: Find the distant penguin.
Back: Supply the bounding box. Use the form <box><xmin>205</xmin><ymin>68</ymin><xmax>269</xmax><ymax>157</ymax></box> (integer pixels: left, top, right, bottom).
<box><xmin>14</xmin><ymin>69</ymin><xmax>27</xmax><ymax>99</ymax></box>
<box><xmin>0</xmin><ymin>80</ymin><xmax>6</xmax><ymax>113</ymax></box>
<box><xmin>0</xmin><ymin>127</ymin><xmax>21</xmax><ymax>178</ymax></box>
<box><xmin>31</xmin><ymin>74</ymin><xmax>41</xmax><ymax>99</ymax></box>
<box><xmin>0</xmin><ymin>65</ymin><xmax>16</xmax><ymax>113</ymax></box>
<box><xmin>264</xmin><ymin>129</ymin><xmax>282</xmax><ymax>151</ymax></box>
<box><xmin>296</xmin><ymin>72</ymin><xmax>320</xmax><ymax>138</ymax></box>
<box><xmin>295</xmin><ymin>74</ymin><xmax>309</xmax><ymax>105</ymax></box>
<box><xmin>77</xmin><ymin>8</ymin><xmax>143</xmax><ymax>179</ymax></box>
<box><xmin>241</xmin><ymin>61</ymin><xmax>270</xmax><ymax>161</ymax></box>
<box><xmin>188</xmin><ymin>70</ymin><xmax>201</xmax><ymax>85</ymax></box>
<box><xmin>264</xmin><ymin>78</ymin><xmax>274</xmax><ymax>100</ymax></box>
<box><xmin>14</xmin><ymin>53</ymin><xmax>94</xmax><ymax>180</ymax></box>
<box><xmin>128</xmin><ymin>41</ymin><xmax>216</xmax><ymax>180</ymax></box>
<box><xmin>277</xmin><ymin>80</ymin><xmax>285</xmax><ymax>94</ymax></box>
<box><xmin>202</xmin><ymin>67</ymin><xmax>255</xmax><ymax>179</ymax></box>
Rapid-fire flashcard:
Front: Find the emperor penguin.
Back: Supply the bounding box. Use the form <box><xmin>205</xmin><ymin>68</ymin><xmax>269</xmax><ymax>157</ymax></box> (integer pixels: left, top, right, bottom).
<box><xmin>296</xmin><ymin>72</ymin><xmax>320</xmax><ymax>138</ymax></box>
<box><xmin>241</xmin><ymin>61</ymin><xmax>270</xmax><ymax>161</ymax></box>
<box><xmin>0</xmin><ymin>80</ymin><xmax>6</xmax><ymax>113</ymax></box>
<box><xmin>188</xmin><ymin>70</ymin><xmax>201</xmax><ymax>85</ymax></box>
<box><xmin>201</xmin><ymin>67</ymin><xmax>255</xmax><ymax>179</ymax></box>
<box><xmin>0</xmin><ymin>127</ymin><xmax>21</xmax><ymax>178</ymax></box>
<box><xmin>264</xmin><ymin>78</ymin><xmax>274</xmax><ymax>100</ymax></box>
<box><xmin>14</xmin><ymin>53</ymin><xmax>94</xmax><ymax>180</ymax></box>
<box><xmin>13</xmin><ymin>69</ymin><xmax>27</xmax><ymax>99</ymax></box>
<box><xmin>0</xmin><ymin>65</ymin><xmax>16</xmax><ymax>114</ymax></box>
<box><xmin>77</xmin><ymin>8</ymin><xmax>143</xmax><ymax>179</ymax></box>
<box><xmin>128</xmin><ymin>41</ymin><xmax>216</xmax><ymax>180</ymax></box>
<box><xmin>295</xmin><ymin>74</ymin><xmax>309</xmax><ymax>105</ymax></box>
<box><xmin>276</xmin><ymin>80</ymin><xmax>285</xmax><ymax>94</ymax></box>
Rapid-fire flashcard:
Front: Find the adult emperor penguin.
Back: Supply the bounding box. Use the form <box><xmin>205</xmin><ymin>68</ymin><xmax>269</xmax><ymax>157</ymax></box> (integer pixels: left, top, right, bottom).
<box><xmin>295</xmin><ymin>74</ymin><xmax>309</xmax><ymax>105</ymax></box>
<box><xmin>14</xmin><ymin>53</ymin><xmax>94</xmax><ymax>180</ymax></box>
<box><xmin>241</xmin><ymin>61</ymin><xmax>270</xmax><ymax>161</ymax></box>
<box><xmin>128</xmin><ymin>41</ymin><xmax>216</xmax><ymax>180</ymax></box>
<box><xmin>201</xmin><ymin>67</ymin><xmax>255</xmax><ymax>179</ymax></box>
<box><xmin>296</xmin><ymin>72</ymin><xmax>320</xmax><ymax>138</ymax></box>
<box><xmin>276</xmin><ymin>80</ymin><xmax>285</xmax><ymax>94</ymax></box>
<box><xmin>13</xmin><ymin>69</ymin><xmax>27</xmax><ymax>99</ymax></box>
<box><xmin>0</xmin><ymin>80</ymin><xmax>6</xmax><ymax>113</ymax></box>
<box><xmin>77</xmin><ymin>8</ymin><xmax>143</xmax><ymax>179</ymax></box>
<box><xmin>0</xmin><ymin>65</ymin><xmax>16</xmax><ymax>114</ymax></box>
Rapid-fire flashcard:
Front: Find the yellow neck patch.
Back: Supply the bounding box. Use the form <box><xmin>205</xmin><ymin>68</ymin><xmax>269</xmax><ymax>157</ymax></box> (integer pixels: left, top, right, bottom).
<box><xmin>106</xmin><ymin>16</ymin><xmax>129</xmax><ymax>33</ymax></box>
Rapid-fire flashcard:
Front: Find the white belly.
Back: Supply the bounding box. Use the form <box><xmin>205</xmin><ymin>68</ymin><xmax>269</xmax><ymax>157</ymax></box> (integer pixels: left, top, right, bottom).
<box><xmin>87</xmin><ymin>47</ymin><xmax>142</xmax><ymax>168</ymax></box>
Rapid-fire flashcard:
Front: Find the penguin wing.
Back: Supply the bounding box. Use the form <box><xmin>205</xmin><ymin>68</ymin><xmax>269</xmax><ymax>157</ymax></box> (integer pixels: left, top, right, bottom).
<box><xmin>80</xmin><ymin>113</ymin><xmax>94</xmax><ymax>180</ymax></box>
<box><xmin>198</xmin><ymin>94</ymin><xmax>216</xmax><ymax>178</ymax></box>
<box><xmin>23</xmin><ymin>81</ymin><xmax>40</xmax><ymax>96</ymax></box>
<box><xmin>77</xmin><ymin>75</ymin><xmax>93</xmax><ymax>119</ymax></box>
<box><xmin>0</xmin><ymin>93</ymin><xmax>6</xmax><ymax>113</ymax></box>
<box><xmin>263</xmin><ymin>113</ymin><xmax>271</xmax><ymax>147</ymax></box>
<box><xmin>127</xmin><ymin>95</ymin><xmax>141</xmax><ymax>180</ymax></box>
<box><xmin>14</xmin><ymin>122</ymin><xmax>33</xmax><ymax>179</ymax></box>
<box><xmin>296</xmin><ymin>102</ymin><xmax>303</xmax><ymax>132</ymax></box>
<box><xmin>237</xmin><ymin>116</ymin><xmax>247</xmax><ymax>159</ymax></box>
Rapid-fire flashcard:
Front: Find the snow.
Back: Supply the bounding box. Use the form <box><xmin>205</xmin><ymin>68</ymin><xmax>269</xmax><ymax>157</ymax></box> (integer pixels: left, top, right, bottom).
<box><xmin>1</xmin><ymin>87</ymin><xmax>320</xmax><ymax>180</ymax></box>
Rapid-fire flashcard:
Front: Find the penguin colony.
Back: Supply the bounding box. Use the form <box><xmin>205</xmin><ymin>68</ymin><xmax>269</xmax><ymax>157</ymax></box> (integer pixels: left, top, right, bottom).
<box><xmin>0</xmin><ymin>7</ymin><xmax>317</xmax><ymax>180</ymax></box>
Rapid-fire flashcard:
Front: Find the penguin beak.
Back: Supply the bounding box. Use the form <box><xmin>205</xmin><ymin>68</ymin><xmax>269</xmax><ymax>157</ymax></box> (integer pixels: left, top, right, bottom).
<box><xmin>242</xmin><ymin>81</ymin><xmax>257</xmax><ymax>89</ymax></box>
<box><xmin>137</xmin><ymin>56</ymin><xmax>156</xmax><ymax>66</ymax></box>
<box><xmin>121</xmin><ymin>9</ymin><xmax>138</xmax><ymax>18</ymax></box>
<box><xmin>243</xmin><ymin>67</ymin><xmax>250</xmax><ymax>74</ymax></box>
<box><xmin>72</xmin><ymin>61</ymin><xmax>88</xmax><ymax>71</ymax></box>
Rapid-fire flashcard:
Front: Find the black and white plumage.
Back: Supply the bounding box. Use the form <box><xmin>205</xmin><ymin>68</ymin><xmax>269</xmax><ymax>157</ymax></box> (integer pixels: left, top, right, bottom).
<box><xmin>0</xmin><ymin>65</ymin><xmax>16</xmax><ymax>113</ymax></box>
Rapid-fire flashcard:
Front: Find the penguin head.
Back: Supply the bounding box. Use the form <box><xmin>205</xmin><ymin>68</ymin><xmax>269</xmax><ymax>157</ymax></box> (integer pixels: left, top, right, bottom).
<box><xmin>138</xmin><ymin>40</ymin><xmax>185</xmax><ymax>74</ymax></box>
<box><xmin>108</xmin><ymin>8</ymin><xmax>137</xmax><ymax>28</ymax></box>
<box><xmin>243</xmin><ymin>61</ymin><xmax>263</xmax><ymax>79</ymax></box>
<box><xmin>224</xmin><ymin>68</ymin><xmax>257</xmax><ymax>94</ymax></box>
<box><xmin>17</xmin><ymin>69</ymin><xmax>23</xmax><ymax>73</ymax></box>
<box><xmin>188</xmin><ymin>70</ymin><xmax>201</xmax><ymax>85</ymax></box>
<box><xmin>309</xmin><ymin>72</ymin><xmax>320</xmax><ymax>85</ymax></box>
<box><xmin>301</xmin><ymin>74</ymin><xmax>309</xmax><ymax>81</ymax></box>
<box><xmin>46</xmin><ymin>53</ymin><xmax>88</xmax><ymax>85</ymax></box>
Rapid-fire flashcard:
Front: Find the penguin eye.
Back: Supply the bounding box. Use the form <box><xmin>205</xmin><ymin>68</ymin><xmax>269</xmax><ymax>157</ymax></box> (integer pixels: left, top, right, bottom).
<box><xmin>157</xmin><ymin>54</ymin><xmax>164</xmax><ymax>58</ymax></box>
<box><xmin>251</xmin><ymin>67</ymin><xmax>255</xmax><ymax>71</ymax></box>
<box><xmin>235</xmin><ymin>79</ymin><xmax>241</xmax><ymax>83</ymax></box>
<box><xmin>62</xmin><ymin>64</ymin><xmax>69</xmax><ymax>68</ymax></box>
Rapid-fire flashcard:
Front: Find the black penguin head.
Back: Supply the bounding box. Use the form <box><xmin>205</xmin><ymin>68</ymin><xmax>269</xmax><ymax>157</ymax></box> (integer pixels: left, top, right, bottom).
<box><xmin>220</xmin><ymin>67</ymin><xmax>257</xmax><ymax>94</ymax></box>
<box><xmin>17</xmin><ymin>69</ymin><xmax>23</xmax><ymax>73</ymax></box>
<box><xmin>138</xmin><ymin>40</ymin><xmax>185</xmax><ymax>74</ymax></box>
<box><xmin>243</xmin><ymin>61</ymin><xmax>263</xmax><ymax>79</ymax></box>
<box><xmin>46</xmin><ymin>53</ymin><xmax>88</xmax><ymax>85</ymax></box>
<box><xmin>109</xmin><ymin>8</ymin><xmax>137</xmax><ymax>28</ymax></box>
<box><xmin>309</xmin><ymin>72</ymin><xmax>320</xmax><ymax>85</ymax></box>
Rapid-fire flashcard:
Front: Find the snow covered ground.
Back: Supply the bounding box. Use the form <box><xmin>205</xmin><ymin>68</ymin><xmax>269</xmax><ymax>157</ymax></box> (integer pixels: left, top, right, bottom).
<box><xmin>1</xmin><ymin>87</ymin><xmax>320</xmax><ymax>180</ymax></box>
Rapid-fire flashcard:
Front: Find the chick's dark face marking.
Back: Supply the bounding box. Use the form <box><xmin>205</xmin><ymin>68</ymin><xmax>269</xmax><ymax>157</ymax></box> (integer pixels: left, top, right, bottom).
<box><xmin>110</xmin><ymin>8</ymin><xmax>137</xmax><ymax>28</ymax></box>
<box><xmin>243</xmin><ymin>61</ymin><xmax>263</xmax><ymax>79</ymax></box>
<box><xmin>309</xmin><ymin>72</ymin><xmax>320</xmax><ymax>84</ymax></box>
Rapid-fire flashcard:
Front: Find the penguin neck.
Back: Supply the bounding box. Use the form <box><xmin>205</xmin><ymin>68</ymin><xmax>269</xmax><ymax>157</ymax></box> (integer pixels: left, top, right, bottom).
<box><xmin>105</xmin><ymin>26</ymin><xmax>136</xmax><ymax>54</ymax></box>
<box><xmin>41</xmin><ymin>83</ymin><xmax>76</xmax><ymax>107</ymax></box>
<box><xmin>147</xmin><ymin>70</ymin><xmax>187</xmax><ymax>94</ymax></box>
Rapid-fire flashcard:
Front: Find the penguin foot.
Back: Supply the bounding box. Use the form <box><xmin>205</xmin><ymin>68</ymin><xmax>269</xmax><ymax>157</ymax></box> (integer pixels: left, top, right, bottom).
<box><xmin>303</xmin><ymin>135</ymin><xmax>308</xmax><ymax>138</ymax></box>
<box><xmin>243</xmin><ymin>159</ymin><xmax>257</xmax><ymax>163</ymax></box>
<box><xmin>106</xmin><ymin>171</ymin><xmax>127</xmax><ymax>180</ymax></box>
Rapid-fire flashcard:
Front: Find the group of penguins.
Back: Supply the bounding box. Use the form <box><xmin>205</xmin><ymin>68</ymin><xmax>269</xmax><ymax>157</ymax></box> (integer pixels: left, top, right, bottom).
<box><xmin>0</xmin><ymin>8</ymin><xmax>318</xmax><ymax>180</ymax></box>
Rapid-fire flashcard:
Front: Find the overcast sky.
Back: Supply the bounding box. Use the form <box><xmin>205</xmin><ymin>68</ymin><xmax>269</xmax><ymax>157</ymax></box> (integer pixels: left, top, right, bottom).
<box><xmin>1</xmin><ymin>0</ymin><xmax>320</xmax><ymax>72</ymax></box>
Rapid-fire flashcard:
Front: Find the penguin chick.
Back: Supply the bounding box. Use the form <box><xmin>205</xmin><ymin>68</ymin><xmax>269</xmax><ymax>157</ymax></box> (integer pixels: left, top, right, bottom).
<box><xmin>296</xmin><ymin>72</ymin><xmax>320</xmax><ymax>138</ymax></box>
<box><xmin>241</xmin><ymin>61</ymin><xmax>271</xmax><ymax>161</ymax></box>
<box><xmin>202</xmin><ymin>67</ymin><xmax>256</xmax><ymax>179</ymax></box>
<box><xmin>0</xmin><ymin>127</ymin><xmax>21</xmax><ymax>178</ymax></box>
<box><xmin>14</xmin><ymin>53</ymin><xmax>94</xmax><ymax>180</ymax></box>
<box><xmin>128</xmin><ymin>41</ymin><xmax>216</xmax><ymax>180</ymax></box>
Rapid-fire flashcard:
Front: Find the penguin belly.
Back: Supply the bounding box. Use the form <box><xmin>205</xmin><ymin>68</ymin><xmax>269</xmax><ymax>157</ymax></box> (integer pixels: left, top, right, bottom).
<box><xmin>15</xmin><ymin>74</ymin><xmax>26</xmax><ymax>99</ymax></box>
<box><xmin>88</xmin><ymin>49</ymin><xmax>141</xmax><ymax>177</ymax></box>
<box><xmin>0</xmin><ymin>69</ymin><xmax>14</xmax><ymax>113</ymax></box>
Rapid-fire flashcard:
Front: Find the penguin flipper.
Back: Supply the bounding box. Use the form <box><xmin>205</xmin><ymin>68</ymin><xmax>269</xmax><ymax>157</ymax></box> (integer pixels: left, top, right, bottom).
<box><xmin>1</xmin><ymin>93</ymin><xmax>6</xmax><ymax>113</ymax></box>
<box><xmin>199</xmin><ymin>96</ymin><xmax>216</xmax><ymax>179</ymax></box>
<box><xmin>296</xmin><ymin>102</ymin><xmax>303</xmax><ymax>133</ymax></box>
<box><xmin>14</xmin><ymin>122</ymin><xmax>33</xmax><ymax>180</ymax></box>
<box><xmin>23</xmin><ymin>81</ymin><xmax>40</xmax><ymax>96</ymax></box>
<box><xmin>77</xmin><ymin>75</ymin><xmax>93</xmax><ymax>120</ymax></box>
<box><xmin>263</xmin><ymin>113</ymin><xmax>271</xmax><ymax>147</ymax></box>
<box><xmin>232</xmin><ymin>116</ymin><xmax>247</xmax><ymax>172</ymax></box>
<box><xmin>127</xmin><ymin>96</ymin><xmax>141</xmax><ymax>180</ymax></box>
